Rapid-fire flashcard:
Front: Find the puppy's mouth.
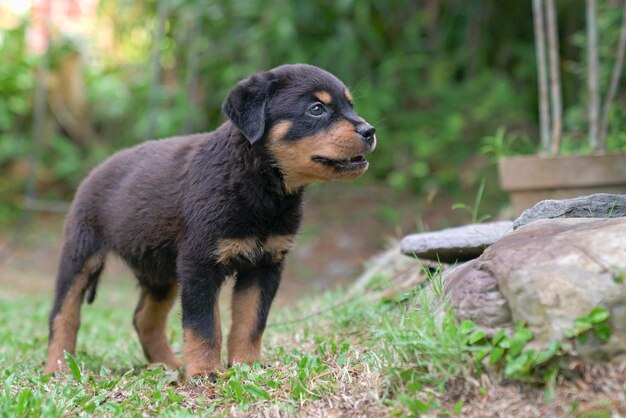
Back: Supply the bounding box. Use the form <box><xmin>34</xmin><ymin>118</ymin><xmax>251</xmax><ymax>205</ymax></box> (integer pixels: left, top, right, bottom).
<box><xmin>312</xmin><ymin>155</ymin><xmax>368</xmax><ymax>170</ymax></box>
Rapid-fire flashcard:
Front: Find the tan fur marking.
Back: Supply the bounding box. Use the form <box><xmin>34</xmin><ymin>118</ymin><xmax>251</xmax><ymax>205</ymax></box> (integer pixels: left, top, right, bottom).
<box><xmin>314</xmin><ymin>90</ymin><xmax>332</xmax><ymax>105</ymax></box>
<box><xmin>268</xmin><ymin>120</ymin><xmax>292</xmax><ymax>141</ymax></box>
<box><xmin>215</xmin><ymin>238</ymin><xmax>262</xmax><ymax>264</ymax></box>
<box><xmin>267</xmin><ymin>119</ymin><xmax>369</xmax><ymax>193</ymax></box>
<box><xmin>344</xmin><ymin>88</ymin><xmax>353</xmax><ymax>103</ymax></box>
<box><xmin>134</xmin><ymin>284</ymin><xmax>182</xmax><ymax>369</ymax></box>
<box><xmin>44</xmin><ymin>255</ymin><xmax>104</xmax><ymax>374</ymax></box>
<box><xmin>228</xmin><ymin>285</ymin><xmax>262</xmax><ymax>365</ymax></box>
<box><xmin>184</xmin><ymin>321</ymin><xmax>225</xmax><ymax>378</ymax></box>
<box><xmin>264</xmin><ymin>234</ymin><xmax>295</xmax><ymax>262</ymax></box>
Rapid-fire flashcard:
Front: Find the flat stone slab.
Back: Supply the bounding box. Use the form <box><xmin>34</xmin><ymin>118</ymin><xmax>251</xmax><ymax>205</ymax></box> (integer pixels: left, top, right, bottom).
<box><xmin>514</xmin><ymin>193</ymin><xmax>626</xmax><ymax>229</ymax></box>
<box><xmin>400</xmin><ymin>221</ymin><xmax>513</xmax><ymax>263</ymax></box>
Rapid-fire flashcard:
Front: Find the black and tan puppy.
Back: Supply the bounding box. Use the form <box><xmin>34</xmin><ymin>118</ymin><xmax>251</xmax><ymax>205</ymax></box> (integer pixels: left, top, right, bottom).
<box><xmin>44</xmin><ymin>64</ymin><xmax>376</xmax><ymax>379</ymax></box>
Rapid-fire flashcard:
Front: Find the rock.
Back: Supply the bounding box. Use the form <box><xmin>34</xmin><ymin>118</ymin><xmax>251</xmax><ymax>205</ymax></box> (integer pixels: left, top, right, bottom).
<box><xmin>351</xmin><ymin>243</ymin><xmax>427</xmax><ymax>295</ymax></box>
<box><xmin>513</xmin><ymin>193</ymin><xmax>626</xmax><ymax>229</ymax></box>
<box><xmin>446</xmin><ymin>217</ymin><xmax>626</xmax><ymax>362</ymax></box>
<box><xmin>444</xmin><ymin>259</ymin><xmax>513</xmax><ymax>332</ymax></box>
<box><xmin>400</xmin><ymin>221</ymin><xmax>513</xmax><ymax>263</ymax></box>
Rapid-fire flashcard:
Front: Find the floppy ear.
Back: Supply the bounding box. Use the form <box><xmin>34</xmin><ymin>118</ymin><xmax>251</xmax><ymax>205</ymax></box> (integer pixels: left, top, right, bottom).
<box><xmin>222</xmin><ymin>71</ymin><xmax>276</xmax><ymax>144</ymax></box>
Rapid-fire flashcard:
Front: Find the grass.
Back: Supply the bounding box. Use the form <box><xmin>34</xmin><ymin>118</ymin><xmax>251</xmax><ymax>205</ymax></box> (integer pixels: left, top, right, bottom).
<box><xmin>2</xmin><ymin>271</ymin><xmax>625</xmax><ymax>417</ymax></box>
<box><xmin>0</xmin><ymin>273</ymin><xmax>478</xmax><ymax>417</ymax></box>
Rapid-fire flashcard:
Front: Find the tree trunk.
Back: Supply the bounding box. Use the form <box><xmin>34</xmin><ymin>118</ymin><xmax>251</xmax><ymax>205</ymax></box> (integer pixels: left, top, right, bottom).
<box><xmin>533</xmin><ymin>0</ymin><xmax>551</xmax><ymax>153</ymax></box>
<box><xmin>587</xmin><ymin>0</ymin><xmax>601</xmax><ymax>151</ymax></box>
<box><xmin>598</xmin><ymin>0</ymin><xmax>626</xmax><ymax>149</ymax></box>
<box><xmin>546</xmin><ymin>0</ymin><xmax>563</xmax><ymax>154</ymax></box>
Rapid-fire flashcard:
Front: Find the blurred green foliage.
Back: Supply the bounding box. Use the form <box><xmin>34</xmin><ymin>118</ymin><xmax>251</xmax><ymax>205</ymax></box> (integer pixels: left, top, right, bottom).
<box><xmin>1</xmin><ymin>0</ymin><xmax>625</xmax><ymax>224</ymax></box>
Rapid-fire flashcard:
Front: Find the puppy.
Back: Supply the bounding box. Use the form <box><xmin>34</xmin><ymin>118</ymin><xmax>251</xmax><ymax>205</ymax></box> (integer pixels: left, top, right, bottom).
<box><xmin>44</xmin><ymin>64</ymin><xmax>376</xmax><ymax>379</ymax></box>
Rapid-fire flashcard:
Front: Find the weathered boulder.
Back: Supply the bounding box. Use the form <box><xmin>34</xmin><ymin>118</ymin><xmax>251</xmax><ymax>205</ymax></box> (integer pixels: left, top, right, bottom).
<box><xmin>400</xmin><ymin>221</ymin><xmax>513</xmax><ymax>263</ymax></box>
<box><xmin>513</xmin><ymin>193</ymin><xmax>626</xmax><ymax>229</ymax></box>
<box><xmin>444</xmin><ymin>259</ymin><xmax>512</xmax><ymax>332</ymax></box>
<box><xmin>445</xmin><ymin>217</ymin><xmax>626</xmax><ymax>362</ymax></box>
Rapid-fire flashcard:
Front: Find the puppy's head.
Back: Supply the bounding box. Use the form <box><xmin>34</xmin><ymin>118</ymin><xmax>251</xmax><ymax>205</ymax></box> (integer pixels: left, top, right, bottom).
<box><xmin>223</xmin><ymin>64</ymin><xmax>376</xmax><ymax>193</ymax></box>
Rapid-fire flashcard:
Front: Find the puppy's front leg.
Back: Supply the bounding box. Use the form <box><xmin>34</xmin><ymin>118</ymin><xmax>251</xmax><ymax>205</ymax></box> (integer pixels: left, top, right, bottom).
<box><xmin>179</xmin><ymin>261</ymin><xmax>226</xmax><ymax>380</ymax></box>
<box><xmin>228</xmin><ymin>262</ymin><xmax>282</xmax><ymax>366</ymax></box>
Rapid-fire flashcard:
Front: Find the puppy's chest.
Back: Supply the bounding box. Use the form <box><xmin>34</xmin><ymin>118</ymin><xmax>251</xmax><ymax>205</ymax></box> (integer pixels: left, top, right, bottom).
<box><xmin>214</xmin><ymin>234</ymin><xmax>295</xmax><ymax>267</ymax></box>
<box><xmin>211</xmin><ymin>192</ymin><xmax>303</xmax><ymax>267</ymax></box>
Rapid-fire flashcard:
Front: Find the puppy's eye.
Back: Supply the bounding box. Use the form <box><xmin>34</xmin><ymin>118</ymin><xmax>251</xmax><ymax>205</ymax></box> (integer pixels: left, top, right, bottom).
<box><xmin>307</xmin><ymin>103</ymin><xmax>326</xmax><ymax>117</ymax></box>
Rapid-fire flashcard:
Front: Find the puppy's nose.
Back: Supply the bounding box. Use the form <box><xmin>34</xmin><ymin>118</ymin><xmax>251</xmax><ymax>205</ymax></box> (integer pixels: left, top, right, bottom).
<box><xmin>356</xmin><ymin>123</ymin><xmax>376</xmax><ymax>146</ymax></box>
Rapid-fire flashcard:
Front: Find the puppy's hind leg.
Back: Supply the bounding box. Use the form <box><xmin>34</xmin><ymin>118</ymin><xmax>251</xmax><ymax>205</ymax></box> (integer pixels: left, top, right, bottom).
<box><xmin>44</xmin><ymin>222</ymin><xmax>106</xmax><ymax>374</ymax></box>
<box><xmin>133</xmin><ymin>281</ymin><xmax>182</xmax><ymax>369</ymax></box>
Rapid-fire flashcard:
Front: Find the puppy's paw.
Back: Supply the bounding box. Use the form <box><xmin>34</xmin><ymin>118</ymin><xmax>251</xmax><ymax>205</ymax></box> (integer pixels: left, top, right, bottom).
<box><xmin>185</xmin><ymin>364</ymin><xmax>226</xmax><ymax>384</ymax></box>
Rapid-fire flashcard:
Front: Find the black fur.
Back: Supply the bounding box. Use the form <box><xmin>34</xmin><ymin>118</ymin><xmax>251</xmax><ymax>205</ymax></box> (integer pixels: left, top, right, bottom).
<box><xmin>47</xmin><ymin>64</ymin><xmax>376</xmax><ymax>376</ymax></box>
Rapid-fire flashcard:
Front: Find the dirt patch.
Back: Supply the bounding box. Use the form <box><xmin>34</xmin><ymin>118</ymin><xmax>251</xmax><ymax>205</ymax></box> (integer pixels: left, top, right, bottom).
<box><xmin>440</xmin><ymin>362</ymin><xmax>626</xmax><ymax>417</ymax></box>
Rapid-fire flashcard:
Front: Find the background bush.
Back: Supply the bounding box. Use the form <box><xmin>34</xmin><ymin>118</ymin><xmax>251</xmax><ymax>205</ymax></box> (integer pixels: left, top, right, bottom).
<box><xmin>1</xmin><ymin>0</ymin><xmax>625</xmax><ymax>224</ymax></box>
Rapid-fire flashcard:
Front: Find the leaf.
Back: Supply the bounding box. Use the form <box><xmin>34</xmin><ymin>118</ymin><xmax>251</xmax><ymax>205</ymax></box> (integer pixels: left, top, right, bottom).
<box><xmin>513</xmin><ymin>324</ymin><xmax>533</xmax><ymax>343</ymax></box>
<box><xmin>244</xmin><ymin>384</ymin><xmax>270</xmax><ymax>401</ymax></box>
<box><xmin>167</xmin><ymin>389</ymin><xmax>184</xmax><ymax>403</ymax></box>
<box><xmin>451</xmin><ymin>203</ymin><xmax>470</xmax><ymax>211</ymax></box>
<box><xmin>491</xmin><ymin>329</ymin><xmax>506</xmax><ymax>345</ymax></box>
<box><xmin>497</xmin><ymin>336</ymin><xmax>511</xmax><ymax>349</ymax></box>
<box><xmin>577</xmin><ymin>332</ymin><xmax>590</xmax><ymax>344</ymax></box>
<box><xmin>229</xmin><ymin>379</ymin><xmax>244</xmax><ymax>401</ymax></box>
<box><xmin>573</xmin><ymin>317</ymin><xmax>593</xmax><ymax>334</ymax></box>
<box><xmin>543</xmin><ymin>367</ymin><xmax>559</xmax><ymax>402</ymax></box>
<box><xmin>467</xmin><ymin>330</ymin><xmax>486</xmax><ymax>345</ymax></box>
<box><xmin>473</xmin><ymin>346</ymin><xmax>491</xmax><ymax>363</ymax></box>
<box><xmin>504</xmin><ymin>352</ymin><xmax>530</xmax><ymax>377</ymax></box>
<box><xmin>453</xmin><ymin>399</ymin><xmax>464</xmax><ymax>415</ymax></box>
<box><xmin>459</xmin><ymin>320</ymin><xmax>477</xmax><ymax>335</ymax></box>
<box><xmin>593</xmin><ymin>322</ymin><xmax>612</xmax><ymax>342</ymax></box>
<box><xmin>16</xmin><ymin>388</ymin><xmax>33</xmax><ymax>415</ymax></box>
<box><xmin>407</xmin><ymin>381</ymin><xmax>422</xmax><ymax>393</ymax></box>
<box><xmin>400</xmin><ymin>394</ymin><xmax>432</xmax><ymax>414</ymax></box>
<box><xmin>489</xmin><ymin>347</ymin><xmax>505</xmax><ymax>365</ymax></box>
<box><xmin>588</xmin><ymin>307</ymin><xmax>610</xmax><ymax>324</ymax></box>
<box><xmin>534</xmin><ymin>341</ymin><xmax>560</xmax><ymax>365</ymax></box>
<box><xmin>508</xmin><ymin>339</ymin><xmax>525</xmax><ymax>357</ymax></box>
<box><xmin>64</xmin><ymin>351</ymin><xmax>82</xmax><ymax>383</ymax></box>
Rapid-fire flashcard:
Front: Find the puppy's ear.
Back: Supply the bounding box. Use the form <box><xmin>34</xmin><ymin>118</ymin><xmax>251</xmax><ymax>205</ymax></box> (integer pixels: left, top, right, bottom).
<box><xmin>222</xmin><ymin>71</ymin><xmax>277</xmax><ymax>144</ymax></box>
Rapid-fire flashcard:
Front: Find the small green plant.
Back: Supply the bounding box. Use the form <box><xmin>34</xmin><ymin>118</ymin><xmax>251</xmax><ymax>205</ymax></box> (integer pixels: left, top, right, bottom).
<box><xmin>451</xmin><ymin>178</ymin><xmax>491</xmax><ymax>224</ymax></box>
<box><xmin>467</xmin><ymin>321</ymin><xmax>556</xmax><ymax>382</ymax></box>
<box><xmin>610</xmin><ymin>266</ymin><xmax>625</xmax><ymax>284</ymax></box>
<box><xmin>564</xmin><ymin>306</ymin><xmax>612</xmax><ymax>343</ymax></box>
<box><xmin>418</xmin><ymin>260</ymin><xmax>446</xmax><ymax>299</ymax></box>
<box><xmin>467</xmin><ymin>306</ymin><xmax>612</xmax><ymax>384</ymax></box>
<box><xmin>480</xmin><ymin>127</ymin><xmax>535</xmax><ymax>161</ymax></box>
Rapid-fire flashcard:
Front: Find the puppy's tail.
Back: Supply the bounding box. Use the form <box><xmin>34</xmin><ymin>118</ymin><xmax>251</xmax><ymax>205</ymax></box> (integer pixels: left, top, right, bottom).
<box><xmin>85</xmin><ymin>261</ymin><xmax>105</xmax><ymax>304</ymax></box>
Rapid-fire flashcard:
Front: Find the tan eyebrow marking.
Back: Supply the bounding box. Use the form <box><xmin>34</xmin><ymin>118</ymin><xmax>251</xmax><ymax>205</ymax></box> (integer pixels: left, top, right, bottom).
<box><xmin>344</xmin><ymin>88</ymin><xmax>353</xmax><ymax>103</ymax></box>
<box><xmin>314</xmin><ymin>91</ymin><xmax>332</xmax><ymax>105</ymax></box>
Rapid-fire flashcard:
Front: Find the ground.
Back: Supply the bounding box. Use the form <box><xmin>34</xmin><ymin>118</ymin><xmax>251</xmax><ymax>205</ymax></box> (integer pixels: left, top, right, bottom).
<box><xmin>1</xmin><ymin>184</ymin><xmax>625</xmax><ymax>417</ymax></box>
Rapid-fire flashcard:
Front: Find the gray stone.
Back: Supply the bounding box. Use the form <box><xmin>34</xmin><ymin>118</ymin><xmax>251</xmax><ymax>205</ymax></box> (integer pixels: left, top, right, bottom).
<box><xmin>513</xmin><ymin>193</ymin><xmax>626</xmax><ymax>229</ymax></box>
<box><xmin>400</xmin><ymin>221</ymin><xmax>513</xmax><ymax>263</ymax></box>
<box><xmin>444</xmin><ymin>260</ymin><xmax>513</xmax><ymax>332</ymax></box>
<box><xmin>351</xmin><ymin>243</ymin><xmax>426</xmax><ymax>294</ymax></box>
<box><xmin>447</xmin><ymin>217</ymin><xmax>626</xmax><ymax>362</ymax></box>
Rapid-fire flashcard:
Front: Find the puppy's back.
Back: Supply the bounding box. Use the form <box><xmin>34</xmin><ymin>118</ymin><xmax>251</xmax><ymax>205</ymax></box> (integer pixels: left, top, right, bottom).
<box><xmin>67</xmin><ymin>133</ymin><xmax>212</xmax><ymax>246</ymax></box>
